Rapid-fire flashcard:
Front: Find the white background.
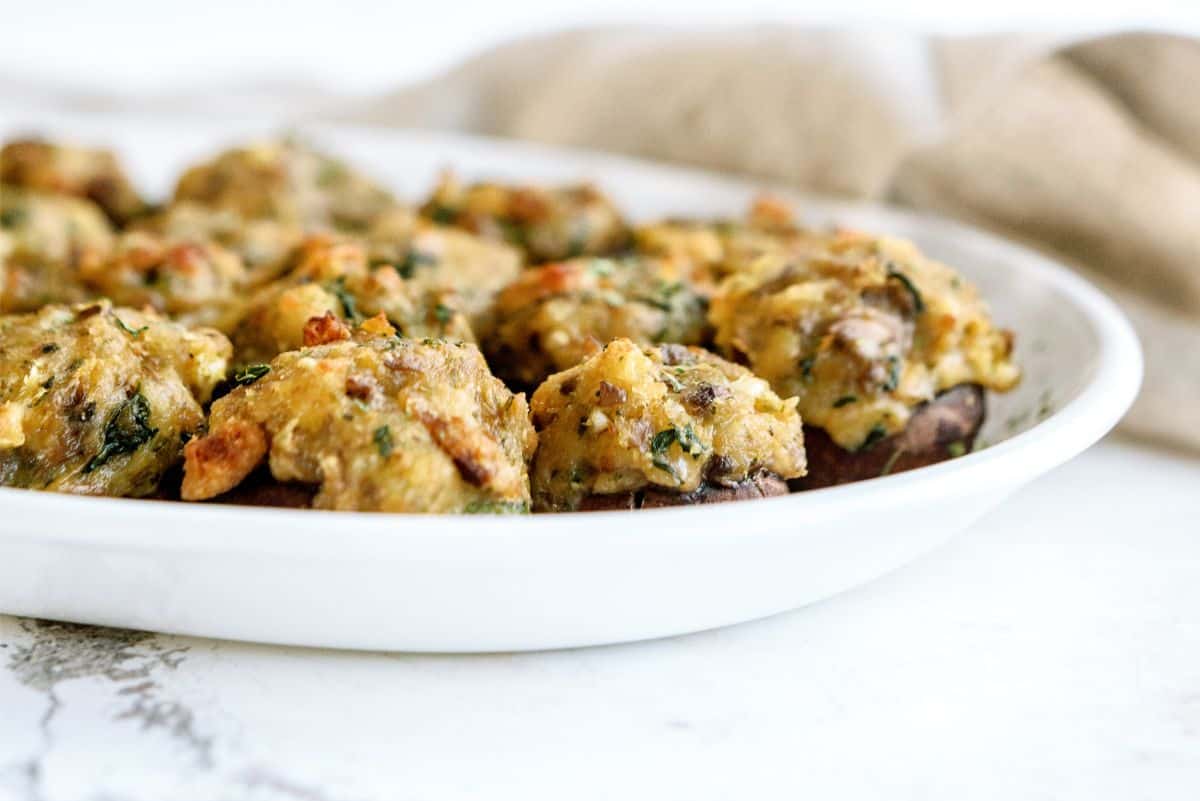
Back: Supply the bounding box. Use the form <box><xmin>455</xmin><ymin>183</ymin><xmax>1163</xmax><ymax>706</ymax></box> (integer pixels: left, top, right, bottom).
<box><xmin>1</xmin><ymin>0</ymin><xmax>1199</xmax><ymax>96</ymax></box>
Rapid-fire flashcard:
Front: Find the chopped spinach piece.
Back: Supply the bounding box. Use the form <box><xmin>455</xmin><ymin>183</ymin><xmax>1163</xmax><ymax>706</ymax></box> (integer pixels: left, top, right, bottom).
<box><xmin>881</xmin><ymin>356</ymin><xmax>901</xmax><ymax>392</ymax></box>
<box><xmin>326</xmin><ymin>277</ymin><xmax>362</xmax><ymax>323</ymax></box>
<box><xmin>858</xmin><ymin>424</ymin><xmax>888</xmax><ymax>452</ymax></box>
<box><xmin>886</xmin><ymin>267</ymin><xmax>925</xmax><ymax>314</ymax></box>
<box><xmin>372</xmin><ymin>425</ymin><xmax>394</xmax><ymax>458</ymax></box>
<box><xmin>833</xmin><ymin>395</ymin><xmax>858</xmax><ymax>408</ymax></box>
<box><xmin>397</xmin><ymin>250</ymin><xmax>437</xmax><ymax>279</ymax></box>
<box><xmin>83</xmin><ymin>392</ymin><xmax>157</xmax><ymax>473</ymax></box>
<box><xmin>434</xmin><ymin>303</ymin><xmax>453</xmax><ymax>325</ymax></box>
<box><xmin>650</xmin><ymin>428</ymin><xmax>679</xmax><ymax>477</ymax></box>
<box><xmin>428</xmin><ymin>205</ymin><xmax>457</xmax><ymax>225</ymax></box>
<box><xmin>799</xmin><ymin>356</ymin><xmax>815</xmax><ymax>382</ymax></box>
<box><xmin>0</xmin><ymin>206</ymin><xmax>26</xmax><ymax>228</ymax></box>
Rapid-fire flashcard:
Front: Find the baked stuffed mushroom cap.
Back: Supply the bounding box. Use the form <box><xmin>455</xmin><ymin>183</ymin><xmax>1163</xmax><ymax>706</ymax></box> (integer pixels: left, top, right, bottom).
<box><xmin>1</xmin><ymin>139</ymin><xmax>147</xmax><ymax>226</ymax></box>
<box><xmin>366</xmin><ymin>207</ymin><xmax>523</xmax><ymax>332</ymax></box>
<box><xmin>0</xmin><ymin>301</ymin><xmax>231</xmax><ymax>497</ymax></box>
<box><xmin>182</xmin><ymin>327</ymin><xmax>537</xmax><ymax>513</ymax></box>
<box><xmin>135</xmin><ymin>202</ymin><xmax>304</xmax><ymax>287</ymax></box>
<box><xmin>530</xmin><ymin>339</ymin><xmax>806</xmax><ymax>512</ymax></box>
<box><xmin>173</xmin><ymin>140</ymin><xmax>396</xmax><ymax>231</ymax></box>
<box><xmin>230</xmin><ymin>235</ymin><xmax>474</xmax><ymax>365</ymax></box>
<box><xmin>484</xmin><ymin>255</ymin><xmax>710</xmax><ymax>389</ymax></box>
<box><xmin>423</xmin><ymin>172</ymin><xmax>629</xmax><ymax>262</ymax></box>
<box><xmin>1</xmin><ymin>186</ymin><xmax>115</xmax><ymax>312</ymax></box>
<box><xmin>634</xmin><ymin>196</ymin><xmax>824</xmax><ymax>294</ymax></box>
<box><xmin>709</xmin><ymin>230</ymin><xmax>1019</xmax><ymax>482</ymax></box>
<box><xmin>80</xmin><ymin>231</ymin><xmax>248</xmax><ymax>331</ymax></box>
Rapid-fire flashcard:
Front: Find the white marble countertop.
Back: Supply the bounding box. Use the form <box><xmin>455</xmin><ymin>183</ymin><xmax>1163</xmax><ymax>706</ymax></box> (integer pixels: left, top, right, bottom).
<box><xmin>1</xmin><ymin>435</ymin><xmax>1198</xmax><ymax>801</ymax></box>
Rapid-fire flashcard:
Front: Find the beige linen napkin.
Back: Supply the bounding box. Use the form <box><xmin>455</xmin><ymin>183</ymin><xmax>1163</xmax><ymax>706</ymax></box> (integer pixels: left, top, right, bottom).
<box><xmin>343</xmin><ymin>27</ymin><xmax>1200</xmax><ymax>453</ymax></box>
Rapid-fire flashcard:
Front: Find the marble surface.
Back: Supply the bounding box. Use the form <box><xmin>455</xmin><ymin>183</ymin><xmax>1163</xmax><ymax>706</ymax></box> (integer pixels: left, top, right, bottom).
<box><xmin>1</xmin><ymin>435</ymin><xmax>1198</xmax><ymax>801</ymax></box>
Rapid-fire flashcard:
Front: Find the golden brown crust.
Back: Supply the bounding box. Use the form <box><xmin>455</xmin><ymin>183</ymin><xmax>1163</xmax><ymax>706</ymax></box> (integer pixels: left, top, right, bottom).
<box><xmin>182</xmin><ymin>328</ymin><xmax>537</xmax><ymax>513</ymax></box>
<box><xmin>366</xmin><ymin>208</ymin><xmax>523</xmax><ymax>332</ymax></box>
<box><xmin>173</xmin><ymin>139</ymin><xmax>396</xmax><ymax>230</ymax></box>
<box><xmin>1</xmin><ymin>139</ymin><xmax>146</xmax><ymax>226</ymax></box>
<box><xmin>633</xmin><ymin>196</ymin><xmax>825</xmax><ymax>295</ymax></box>
<box><xmin>484</xmin><ymin>256</ymin><xmax>710</xmax><ymax>389</ymax></box>
<box><xmin>135</xmin><ymin>202</ymin><xmax>305</xmax><ymax>287</ymax></box>
<box><xmin>0</xmin><ymin>301</ymin><xmax>231</xmax><ymax>497</ymax></box>
<box><xmin>423</xmin><ymin>172</ymin><xmax>629</xmax><ymax>262</ymax></box>
<box><xmin>229</xmin><ymin>235</ymin><xmax>473</xmax><ymax>365</ymax></box>
<box><xmin>794</xmin><ymin>384</ymin><xmax>985</xmax><ymax>489</ymax></box>
<box><xmin>1</xmin><ymin>186</ymin><xmax>115</xmax><ymax>312</ymax></box>
<box><xmin>180</xmin><ymin>418</ymin><xmax>268</xmax><ymax>500</ymax></box>
<box><xmin>710</xmin><ymin>229</ymin><xmax>1018</xmax><ymax>450</ymax></box>
<box><xmin>530</xmin><ymin>339</ymin><xmax>805</xmax><ymax>512</ymax></box>
<box><xmin>78</xmin><ymin>231</ymin><xmax>248</xmax><ymax>330</ymax></box>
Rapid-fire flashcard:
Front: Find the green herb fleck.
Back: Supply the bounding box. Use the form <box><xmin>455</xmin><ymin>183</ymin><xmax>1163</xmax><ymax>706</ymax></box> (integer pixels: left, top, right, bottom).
<box><xmin>233</xmin><ymin>363</ymin><xmax>270</xmax><ymax>386</ymax></box>
<box><xmin>589</xmin><ymin>260</ymin><xmax>615</xmax><ymax>278</ymax></box>
<box><xmin>886</xmin><ymin>267</ymin><xmax>925</xmax><ymax>314</ymax></box>
<box><xmin>434</xmin><ymin>303</ymin><xmax>453</xmax><ymax>325</ymax></box>
<box><xmin>83</xmin><ymin>392</ymin><xmax>157</xmax><ymax>473</ymax></box>
<box><xmin>799</xmin><ymin>356</ymin><xmax>815</xmax><ymax>382</ymax></box>
<box><xmin>946</xmin><ymin>441</ymin><xmax>967</xmax><ymax>458</ymax></box>
<box><xmin>676</xmin><ymin>423</ymin><xmax>706</xmax><ymax>457</ymax></box>
<box><xmin>833</xmin><ymin>395</ymin><xmax>858</xmax><ymax>408</ymax></box>
<box><xmin>650</xmin><ymin>428</ymin><xmax>679</xmax><ymax>477</ymax></box>
<box><xmin>372</xmin><ymin>425</ymin><xmax>394</xmax><ymax>457</ymax></box>
<box><xmin>881</xmin><ymin>356</ymin><xmax>901</xmax><ymax>392</ymax></box>
<box><xmin>113</xmin><ymin>316</ymin><xmax>148</xmax><ymax>337</ymax></box>
<box><xmin>429</xmin><ymin>205</ymin><xmax>457</xmax><ymax>225</ymax></box>
<box><xmin>659</xmin><ymin>370</ymin><xmax>684</xmax><ymax>392</ymax></box>
<box><xmin>397</xmin><ymin>250</ymin><xmax>437</xmax><ymax>279</ymax></box>
<box><xmin>464</xmin><ymin>499</ymin><xmax>529</xmax><ymax>515</ymax></box>
<box><xmin>326</xmin><ymin>277</ymin><xmax>361</xmax><ymax>323</ymax></box>
<box><xmin>858</xmin><ymin>424</ymin><xmax>888</xmax><ymax>452</ymax></box>
<box><xmin>0</xmin><ymin>206</ymin><xmax>26</xmax><ymax>228</ymax></box>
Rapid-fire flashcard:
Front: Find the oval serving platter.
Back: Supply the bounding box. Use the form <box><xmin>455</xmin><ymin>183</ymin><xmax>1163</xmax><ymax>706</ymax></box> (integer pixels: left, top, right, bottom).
<box><xmin>0</xmin><ymin>112</ymin><xmax>1141</xmax><ymax>651</ymax></box>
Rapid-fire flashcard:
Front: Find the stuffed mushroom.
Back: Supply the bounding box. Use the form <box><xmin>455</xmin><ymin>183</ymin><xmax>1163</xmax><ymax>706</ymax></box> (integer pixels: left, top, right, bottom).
<box><xmin>181</xmin><ymin>324</ymin><xmax>537</xmax><ymax>513</ymax></box>
<box><xmin>709</xmin><ymin>230</ymin><xmax>1019</xmax><ymax>487</ymax></box>
<box><xmin>229</xmin><ymin>235</ymin><xmax>473</xmax><ymax>365</ymax></box>
<box><xmin>423</xmin><ymin>172</ymin><xmax>629</xmax><ymax>262</ymax></box>
<box><xmin>80</xmin><ymin>230</ymin><xmax>248</xmax><ymax>330</ymax></box>
<box><xmin>366</xmin><ymin>206</ymin><xmax>523</xmax><ymax>332</ymax></box>
<box><xmin>1</xmin><ymin>138</ymin><xmax>146</xmax><ymax>226</ymax></box>
<box><xmin>530</xmin><ymin>338</ymin><xmax>806</xmax><ymax>512</ymax></box>
<box><xmin>1</xmin><ymin>186</ymin><xmax>115</xmax><ymax>312</ymax></box>
<box><xmin>484</xmin><ymin>255</ymin><xmax>709</xmax><ymax>390</ymax></box>
<box><xmin>633</xmin><ymin>196</ymin><xmax>824</xmax><ymax>294</ymax></box>
<box><xmin>0</xmin><ymin>301</ymin><xmax>231</xmax><ymax>497</ymax></box>
<box><xmin>135</xmin><ymin>201</ymin><xmax>304</xmax><ymax>287</ymax></box>
<box><xmin>173</xmin><ymin>139</ymin><xmax>396</xmax><ymax>231</ymax></box>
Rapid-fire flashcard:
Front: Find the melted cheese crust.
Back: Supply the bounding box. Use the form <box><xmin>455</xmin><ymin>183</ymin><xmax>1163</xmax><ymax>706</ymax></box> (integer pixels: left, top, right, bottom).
<box><xmin>183</xmin><ymin>332</ymin><xmax>536</xmax><ymax>513</ymax></box>
<box><xmin>530</xmin><ymin>339</ymin><xmax>806</xmax><ymax>511</ymax></box>
<box><xmin>710</xmin><ymin>230</ymin><xmax>1020</xmax><ymax>449</ymax></box>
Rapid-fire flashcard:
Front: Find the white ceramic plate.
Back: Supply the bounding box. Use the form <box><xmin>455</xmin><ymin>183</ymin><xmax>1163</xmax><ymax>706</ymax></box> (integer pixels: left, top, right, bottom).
<box><xmin>0</xmin><ymin>113</ymin><xmax>1141</xmax><ymax>652</ymax></box>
